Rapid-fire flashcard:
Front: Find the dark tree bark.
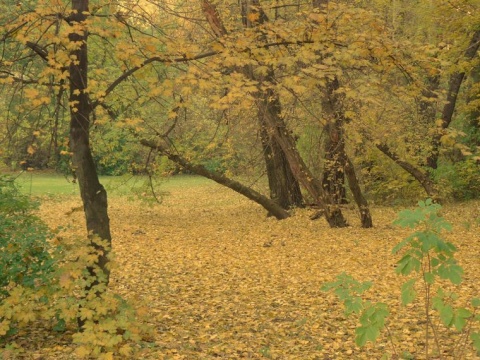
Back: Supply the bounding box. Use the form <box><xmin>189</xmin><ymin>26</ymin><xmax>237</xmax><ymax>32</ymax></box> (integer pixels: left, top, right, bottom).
<box><xmin>376</xmin><ymin>143</ymin><xmax>438</xmax><ymax>198</ymax></box>
<box><xmin>345</xmin><ymin>157</ymin><xmax>372</xmax><ymax>228</ymax></box>
<box><xmin>425</xmin><ymin>29</ymin><xmax>480</xmax><ymax>169</ymax></box>
<box><xmin>202</xmin><ymin>0</ymin><xmax>303</xmax><ymax>210</ymax></box>
<box><xmin>260</xmin><ymin>124</ymin><xmax>304</xmax><ymax>209</ymax></box>
<box><xmin>69</xmin><ymin>0</ymin><xmax>111</xmax><ymax>306</ymax></box>
<box><xmin>140</xmin><ymin>139</ymin><xmax>291</xmax><ymax>220</ymax></box>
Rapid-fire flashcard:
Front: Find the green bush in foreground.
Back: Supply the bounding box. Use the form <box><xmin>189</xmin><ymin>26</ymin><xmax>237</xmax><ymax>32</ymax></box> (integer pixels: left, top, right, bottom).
<box><xmin>0</xmin><ymin>176</ymin><xmax>152</xmax><ymax>358</ymax></box>
<box><xmin>0</xmin><ymin>175</ymin><xmax>55</xmax><ymax>299</ymax></box>
<box><xmin>322</xmin><ymin>199</ymin><xmax>480</xmax><ymax>359</ymax></box>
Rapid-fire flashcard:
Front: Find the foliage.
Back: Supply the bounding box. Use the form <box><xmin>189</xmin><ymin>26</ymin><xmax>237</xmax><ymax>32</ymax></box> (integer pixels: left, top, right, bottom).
<box><xmin>432</xmin><ymin>159</ymin><xmax>480</xmax><ymax>201</ymax></box>
<box><xmin>1</xmin><ymin>233</ymin><xmax>152</xmax><ymax>358</ymax></box>
<box><xmin>322</xmin><ymin>199</ymin><xmax>480</xmax><ymax>358</ymax></box>
<box><xmin>0</xmin><ymin>179</ymin><xmax>151</xmax><ymax>357</ymax></box>
<box><xmin>0</xmin><ymin>175</ymin><xmax>55</xmax><ymax>300</ymax></box>
<box><xmin>1</xmin><ymin>179</ymin><xmax>478</xmax><ymax>358</ymax></box>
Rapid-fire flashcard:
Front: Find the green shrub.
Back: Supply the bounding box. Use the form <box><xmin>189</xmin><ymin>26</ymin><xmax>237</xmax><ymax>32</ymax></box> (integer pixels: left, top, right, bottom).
<box><xmin>0</xmin><ymin>179</ymin><xmax>152</xmax><ymax>356</ymax></box>
<box><xmin>0</xmin><ymin>175</ymin><xmax>56</xmax><ymax>299</ymax></box>
<box><xmin>433</xmin><ymin>159</ymin><xmax>480</xmax><ymax>201</ymax></box>
<box><xmin>322</xmin><ymin>199</ymin><xmax>480</xmax><ymax>358</ymax></box>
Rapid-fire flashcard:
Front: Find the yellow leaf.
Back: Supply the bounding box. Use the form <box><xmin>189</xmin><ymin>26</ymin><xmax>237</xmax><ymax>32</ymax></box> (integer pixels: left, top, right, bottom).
<box><xmin>247</xmin><ymin>12</ymin><xmax>260</xmax><ymax>22</ymax></box>
<box><xmin>24</xmin><ymin>88</ymin><xmax>39</xmax><ymax>99</ymax></box>
<box><xmin>75</xmin><ymin>346</ymin><xmax>91</xmax><ymax>358</ymax></box>
<box><xmin>119</xmin><ymin>344</ymin><xmax>133</xmax><ymax>357</ymax></box>
<box><xmin>27</xmin><ymin>145</ymin><xmax>36</xmax><ymax>155</ymax></box>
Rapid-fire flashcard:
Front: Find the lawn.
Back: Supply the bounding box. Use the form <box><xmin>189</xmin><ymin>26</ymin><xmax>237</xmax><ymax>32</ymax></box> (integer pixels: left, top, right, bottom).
<box><xmin>3</xmin><ymin>172</ymin><xmax>480</xmax><ymax>359</ymax></box>
<box><xmin>12</xmin><ymin>171</ymin><xmax>212</xmax><ymax>197</ymax></box>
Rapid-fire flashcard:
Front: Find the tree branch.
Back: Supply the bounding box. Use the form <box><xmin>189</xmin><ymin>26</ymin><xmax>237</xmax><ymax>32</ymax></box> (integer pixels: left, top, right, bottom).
<box><xmin>140</xmin><ymin>138</ymin><xmax>291</xmax><ymax>220</ymax></box>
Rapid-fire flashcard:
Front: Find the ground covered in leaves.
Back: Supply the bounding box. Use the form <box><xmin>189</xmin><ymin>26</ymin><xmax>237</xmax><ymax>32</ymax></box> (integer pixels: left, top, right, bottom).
<box><xmin>6</xmin><ymin>177</ymin><xmax>480</xmax><ymax>359</ymax></box>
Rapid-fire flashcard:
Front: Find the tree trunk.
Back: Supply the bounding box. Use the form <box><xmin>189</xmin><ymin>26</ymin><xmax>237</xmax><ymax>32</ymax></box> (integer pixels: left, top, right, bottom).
<box><xmin>201</xmin><ymin>0</ymin><xmax>303</xmax><ymax>210</ymax></box>
<box><xmin>322</xmin><ymin>119</ymin><xmax>347</xmax><ymax>205</ymax></box>
<box><xmin>345</xmin><ymin>157</ymin><xmax>372</xmax><ymax>228</ymax></box>
<box><xmin>140</xmin><ymin>139</ymin><xmax>291</xmax><ymax>220</ymax></box>
<box><xmin>258</xmin><ymin>90</ymin><xmax>348</xmax><ymax>227</ymax></box>
<box><xmin>260</xmin><ymin>125</ymin><xmax>304</xmax><ymax>209</ymax></box>
<box><xmin>69</xmin><ymin>0</ymin><xmax>111</xmax><ymax>312</ymax></box>
<box><xmin>425</xmin><ymin>30</ymin><xmax>480</xmax><ymax>169</ymax></box>
<box><xmin>376</xmin><ymin>143</ymin><xmax>438</xmax><ymax>198</ymax></box>
<box><xmin>320</xmin><ymin>75</ymin><xmax>372</xmax><ymax>226</ymax></box>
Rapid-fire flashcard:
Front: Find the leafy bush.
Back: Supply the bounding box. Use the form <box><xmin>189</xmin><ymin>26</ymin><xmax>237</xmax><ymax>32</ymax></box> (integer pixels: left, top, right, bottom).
<box><xmin>432</xmin><ymin>159</ymin><xmax>480</xmax><ymax>200</ymax></box>
<box><xmin>0</xmin><ymin>176</ymin><xmax>152</xmax><ymax>357</ymax></box>
<box><xmin>322</xmin><ymin>199</ymin><xmax>480</xmax><ymax>358</ymax></box>
<box><xmin>0</xmin><ymin>175</ymin><xmax>56</xmax><ymax>299</ymax></box>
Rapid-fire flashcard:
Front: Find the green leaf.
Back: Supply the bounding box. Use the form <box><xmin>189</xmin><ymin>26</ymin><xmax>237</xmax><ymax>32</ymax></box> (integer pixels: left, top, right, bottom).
<box><xmin>471</xmin><ymin>332</ymin><xmax>480</xmax><ymax>352</ymax></box>
<box><xmin>438</xmin><ymin>263</ymin><xmax>463</xmax><ymax>285</ymax></box>
<box><xmin>431</xmin><ymin>257</ymin><xmax>440</xmax><ymax>267</ymax></box>
<box><xmin>453</xmin><ymin>308</ymin><xmax>472</xmax><ymax>331</ymax></box>
<box><xmin>355</xmin><ymin>325</ymin><xmax>380</xmax><ymax>347</ymax></box>
<box><xmin>396</xmin><ymin>254</ymin><xmax>421</xmax><ymax>275</ymax></box>
<box><xmin>401</xmin><ymin>279</ymin><xmax>416</xmax><ymax>305</ymax></box>
<box><xmin>53</xmin><ymin>318</ymin><xmax>66</xmax><ymax>332</ymax></box>
<box><xmin>419</xmin><ymin>232</ymin><xmax>440</xmax><ymax>252</ymax></box>
<box><xmin>423</xmin><ymin>272</ymin><xmax>435</xmax><ymax>284</ymax></box>
<box><xmin>439</xmin><ymin>304</ymin><xmax>454</xmax><ymax>327</ymax></box>
<box><xmin>392</xmin><ymin>238</ymin><xmax>409</xmax><ymax>254</ymax></box>
<box><xmin>356</xmin><ymin>303</ymin><xmax>389</xmax><ymax>346</ymax></box>
<box><xmin>393</xmin><ymin>209</ymin><xmax>422</xmax><ymax>229</ymax></box>
<box><xmin>472</xmin><ymin>298</ymin><xmax>480</xmax><ymax>308</ymax></box>
<box><xmin>344</xmin><ymin>297</ymin><xmax>364</xmax><ymax>315</ymax></box>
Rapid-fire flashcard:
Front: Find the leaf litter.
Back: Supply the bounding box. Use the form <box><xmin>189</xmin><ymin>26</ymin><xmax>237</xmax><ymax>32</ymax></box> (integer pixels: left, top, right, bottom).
<box><xmin>6</xmin><ymin>179</ymin><xmax>480</xmax><ymax>359</ymax></box>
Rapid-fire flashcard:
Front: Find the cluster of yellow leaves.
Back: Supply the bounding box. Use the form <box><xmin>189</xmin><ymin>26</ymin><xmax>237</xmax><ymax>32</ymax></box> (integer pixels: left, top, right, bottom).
<box><xmin>0</xmin><ymin>229</ymin><xmax>152</xmax><ymax>359</ymax></box>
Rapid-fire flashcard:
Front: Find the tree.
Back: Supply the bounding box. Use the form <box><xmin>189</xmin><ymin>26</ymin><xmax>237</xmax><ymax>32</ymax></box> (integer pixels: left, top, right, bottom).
<box><xmin>68</xmin><ymin>0</ymin><xmax>111</xmax><ymax>302</ymax></box>
<box><xmin>201</xmin><ymin>0</ymin><xmax>303</xmax><ymax>211</ymax></box>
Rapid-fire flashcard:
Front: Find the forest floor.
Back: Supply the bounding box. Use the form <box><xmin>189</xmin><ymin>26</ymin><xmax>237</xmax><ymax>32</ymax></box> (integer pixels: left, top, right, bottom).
<box><xmin>5</xmin><ymin>176</ymin><xmax>480</xmax><ymax>359</ymax></box>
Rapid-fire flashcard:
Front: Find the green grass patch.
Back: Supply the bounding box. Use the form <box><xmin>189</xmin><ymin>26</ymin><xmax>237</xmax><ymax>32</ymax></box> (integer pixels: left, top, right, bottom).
<box><xmin>10</xmin><ymin>171</ymin><xmax>213</xmax><ymax>198</ymax></box>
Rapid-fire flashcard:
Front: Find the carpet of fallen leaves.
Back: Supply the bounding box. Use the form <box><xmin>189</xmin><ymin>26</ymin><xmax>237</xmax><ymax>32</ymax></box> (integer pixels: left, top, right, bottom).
<box><xmin>9</xmin><ymin>178</ymin><xmax>480</xmax><ymax>359</ymax></box>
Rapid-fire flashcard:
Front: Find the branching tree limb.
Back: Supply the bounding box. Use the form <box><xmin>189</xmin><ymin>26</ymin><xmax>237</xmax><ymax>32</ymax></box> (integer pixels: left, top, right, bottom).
<box><xmin>140</xmin><ymin>138</ymin><xmax>291</xmax><ymax>220</ymax></box>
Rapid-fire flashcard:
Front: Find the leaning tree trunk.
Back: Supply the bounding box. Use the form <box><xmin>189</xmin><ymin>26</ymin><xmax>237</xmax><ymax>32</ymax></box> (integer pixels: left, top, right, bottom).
<box><xmin>140</xmin><ymin>139</ymin><xmax>291</xmax><ymax>220</ymax></box>
<box><xmin>345</xmin><ymin>157</ymin><xmax>373</xmax><ymax>228</ymax></box>
<box><xmin>69</xmin><ymin>0</ymin><xmax>111</xmax><ymax>312</ymax></box>
<box><xmin>426</xmin><ymin>29</ymin><xmax>480</xmax><ymax>169</ymax></box>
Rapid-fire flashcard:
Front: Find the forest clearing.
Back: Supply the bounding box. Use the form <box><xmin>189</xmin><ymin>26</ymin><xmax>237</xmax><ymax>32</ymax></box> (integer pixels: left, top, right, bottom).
<box><xmin>2</xmin><ymin>0</ymin><xmax>480</xmax><ymax>358</ymax></box>
<box><xmin>3</xmin><ymin>175</ymin><xmax>479</xmax><ymax>359</ymax></box>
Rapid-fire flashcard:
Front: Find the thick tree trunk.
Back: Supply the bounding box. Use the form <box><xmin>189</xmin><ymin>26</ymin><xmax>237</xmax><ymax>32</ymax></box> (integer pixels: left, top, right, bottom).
<box><xmin>140</xmin><ymin>139</ymin><xmax>291</xmax><ymax>220</ymax></box>
<box><xmin>260</xmin><ymin>125</ymin><xmax>304</xmax><ymax>209</ymax></box>
<box><xmin>201</xmin><ymin>0</ymin><xmax>303</xmax><ymax>210</ymax></box>
<box><xmin>69</xmin><ymin>0</ymin><xmax>111</xmax><ymax>307</ymax></box>
<box><xmin>255</xmin><ymin>70</ymin><xmax>304</xmax><ymax>210</ymax></box>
